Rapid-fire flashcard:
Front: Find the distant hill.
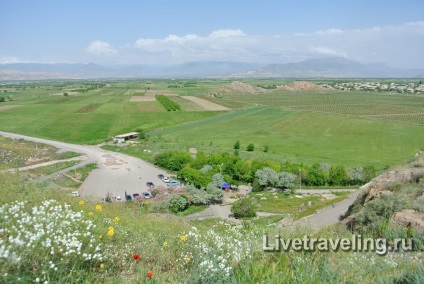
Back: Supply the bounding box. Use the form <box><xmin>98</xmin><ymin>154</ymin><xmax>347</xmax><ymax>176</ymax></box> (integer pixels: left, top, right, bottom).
<box><xmin>0</xmin><ymin>58</ymin><xmax>422</xmax><ymax>80</ymax></box>
<box><xmin>232</xmin><ymin>57</ymin><xmax>424</xmax><ymax>78</ymax></box>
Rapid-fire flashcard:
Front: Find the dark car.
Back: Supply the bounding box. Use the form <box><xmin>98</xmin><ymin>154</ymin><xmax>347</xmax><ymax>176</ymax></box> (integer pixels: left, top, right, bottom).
<box><xmin>146</xmin><ymin>182</ymin><xmax>154</xmax><ymax>188</ymax></box>
<box><xmin>157</xmin><ymin>174</ymin><xmax>165</xmax><ymax>179</ymax></box>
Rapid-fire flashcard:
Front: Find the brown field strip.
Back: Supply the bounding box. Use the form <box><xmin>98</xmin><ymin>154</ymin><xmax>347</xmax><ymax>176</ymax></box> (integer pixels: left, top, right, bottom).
<box><xmin>181</xmin><ymin>96</ymin><xmax>230</xmax><ymax>111</ymax></box>
<box><xmin>129</xmin><ymin>96</ymin><xmax>156</xmax><ymax>102</ymax></box>
<box><xmin>0</xmin><ymin>105</ymin><xmax>21</xmax><ymax>111</ymax></box>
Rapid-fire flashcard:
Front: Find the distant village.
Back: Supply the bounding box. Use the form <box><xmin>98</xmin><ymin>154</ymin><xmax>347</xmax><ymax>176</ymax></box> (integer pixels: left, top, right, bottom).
<box><xmin>329</xmin><ymin>81</ymin><xmax>424</xmax><ymax>93</ymax></box>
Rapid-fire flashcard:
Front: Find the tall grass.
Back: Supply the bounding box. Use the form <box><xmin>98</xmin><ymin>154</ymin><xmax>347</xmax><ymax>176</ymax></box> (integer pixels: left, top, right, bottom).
<box><xmin>1</xmin><ymin>171</ymin><xmax>421</xmax><ymax>283</ymax></box>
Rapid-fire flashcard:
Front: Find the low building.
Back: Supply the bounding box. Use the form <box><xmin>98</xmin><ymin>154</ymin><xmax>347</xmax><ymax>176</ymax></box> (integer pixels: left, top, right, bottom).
<box><xmin>113</xmin><ymin>132</ymin><xmax>139</xmax><ymax>143</ymax></box>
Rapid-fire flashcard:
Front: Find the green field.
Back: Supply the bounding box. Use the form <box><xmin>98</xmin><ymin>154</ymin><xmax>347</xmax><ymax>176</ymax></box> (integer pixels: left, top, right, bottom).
<box><xmin>1</xmin><ymin>79</ymin><xmax>423</xmax><ymax>170</ymax></box>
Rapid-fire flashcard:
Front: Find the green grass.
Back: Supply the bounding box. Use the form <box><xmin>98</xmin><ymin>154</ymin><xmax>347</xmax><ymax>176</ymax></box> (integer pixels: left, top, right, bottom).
<box><xmin>151</xmin><ymin>107</ymin><xmax>424</xmax><ymax>170</ymax></box>
<box><xmin>175</xmin><ymin>204</ymin><xmax>208</xmax><ymax>216</ymax></box>
<box><xmin>2</xmin><ymin>80</ymin><xmax>423</xmax><ymax>171</ymax></box>
<box><xmin>248</xmin><ymin>190</ymin><xmax>350</xmax><ymax>217</ymax></box>
<box><xmin>24</xmin><ymin>160</ymin><xmax>80</xmax><ymax>177</ymax></box>
<box><xmin>1</xmin><ymin>170</ymin><xmax>420</xmax><ymax>284</ymax></box>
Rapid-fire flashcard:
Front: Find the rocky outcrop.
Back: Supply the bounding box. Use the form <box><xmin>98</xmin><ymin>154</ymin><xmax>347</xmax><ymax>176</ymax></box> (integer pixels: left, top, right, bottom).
<box><xmin>391</xmin><ymin>209</ymin><xmax>424</xmax><ymax>231</ymax></box>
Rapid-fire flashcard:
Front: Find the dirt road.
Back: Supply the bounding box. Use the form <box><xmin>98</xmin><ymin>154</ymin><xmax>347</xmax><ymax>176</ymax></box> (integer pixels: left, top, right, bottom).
<box><xmin>0</xmin><ymin>131</ymin><xmax>172</xmax><ymax>200</ymax></box>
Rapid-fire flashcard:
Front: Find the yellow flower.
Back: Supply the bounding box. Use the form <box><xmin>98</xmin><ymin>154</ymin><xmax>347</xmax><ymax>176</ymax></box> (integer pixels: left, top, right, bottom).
<box><xmin>99</xmin><ymin>235</ymin><xmax>103</xmax><ymax>239</ymax></box>
<box><xmin>180</xmin><ymin>235</ymin><xmax>186</xmax><ymax>242</ymax></box>
<box><xmin>114</xmin><ymin>217</ymin><xmax>120</xmax><ymax>223</ymax></box>
<box><xmin>107</xmin><ymin>227</ymin><xmax>114</xmax><ymax>237</ymax></box>
<box><xmin>79</xmin><ymin>200</ymin><xmax>84</xmax><ymax>206</ymax></box>
<box><xmin>88</xmin><ymin>212</ymin><xmax>94</xmax><ymax>217</ymax></box>
<box><xmin>185</xmin><ymin>257</ymin><xmax>191</xmax><ymax>263</ymax></box>
<box><xmin>95</xmin><ymin>204</ymin><xmax>102</xmax><ymax>212</ymax></box>
<box><xmin>163</xmin><ymin>241</ymin><xmax>168</xmax><ymax>247</ymax></box>
<box><xmin>100</xmin><ymin>263</ymin><xmax>104</xmax><ymax>269</ymax></box>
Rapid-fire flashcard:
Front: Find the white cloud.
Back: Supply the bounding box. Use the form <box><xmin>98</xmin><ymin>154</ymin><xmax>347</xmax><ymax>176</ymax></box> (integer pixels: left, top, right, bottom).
<box><xmin>209</xmin><ymin>29</ymin><xmax>246</xmax><ymax>38</ymax></box>
<box><xmin>83</xmin><ymin>23</ymin><xmax>424</xmax><ymax>68</ymax></box>
<box><xmin>0</xmin><ymin>56</ymin><xmax>21</xmax><ymax>64</ymax></box>
<box><xmin>86</xmin><ymin>41</ymin><xmax>117</xmax><ymax>56</ymax></box>
<box><xmin>310</xmin><ymin>46</ymin><xmax>347</xmax><ymax>58</ymax></box>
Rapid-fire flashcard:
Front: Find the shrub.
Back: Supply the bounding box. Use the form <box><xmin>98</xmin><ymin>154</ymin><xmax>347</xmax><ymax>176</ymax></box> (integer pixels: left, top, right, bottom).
<box><xmin>169</xmin><ymin>194</ymin><xmax>189</xmax><ymax>212</ymax></box>
<box><xmin>231</xmin><ymin>198</ymin><xmax>256</xmax><ymax>218</ymax></box>
<box><xmin>148</xmin><ymin>200</ymin><xmax>170</xmax><ymax>213</ymax></box>
<box><xmin>251</xmin><ymin>179</ymin><xmax>264</xmax><ymax>192</ymax></box>
<box><xmin>233</xmin><ymin>140</ymin><xmax>240</xmax><ymax>150</ymax></box>
<box><xmin>246</xmin><ymin>144</ymin><xmax>255</xmax><ymax>151</ymax></box>
<box><xmin>206</xmin><ymin>182</ymin><xmax>224</xmax><ymax>203</ymax></box>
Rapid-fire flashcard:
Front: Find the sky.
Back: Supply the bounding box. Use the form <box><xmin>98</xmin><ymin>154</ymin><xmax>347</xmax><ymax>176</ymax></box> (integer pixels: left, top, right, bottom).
<box><xmin>1</xmin><ymin>0</ymin><xmax>423</xmax><ymax>68</ymax></box>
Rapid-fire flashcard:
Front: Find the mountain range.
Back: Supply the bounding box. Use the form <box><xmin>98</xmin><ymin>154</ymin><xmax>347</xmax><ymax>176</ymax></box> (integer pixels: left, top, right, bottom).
<box><xmin>0</xmin><ymin>58</ymin><xmax>423</xmax><ymax>80</ymax></box>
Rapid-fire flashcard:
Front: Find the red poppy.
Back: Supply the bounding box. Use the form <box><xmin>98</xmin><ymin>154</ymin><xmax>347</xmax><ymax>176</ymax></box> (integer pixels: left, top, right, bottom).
<box><xmin>133</xmin><ymin>254</ymin><xmax>140</xmax><ymax>261</ymax></box>
<box><xmin>146</xmin><ymin>271</ymin><xmax>153</xmax><ymax>278</ymax></box>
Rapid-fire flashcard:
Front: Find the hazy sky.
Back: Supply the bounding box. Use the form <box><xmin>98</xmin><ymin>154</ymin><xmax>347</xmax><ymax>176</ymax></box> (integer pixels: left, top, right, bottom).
<box><xmin>1</xmin><ymin>0</ymin><xmax>423</xmax><ymax>68</ymax></box>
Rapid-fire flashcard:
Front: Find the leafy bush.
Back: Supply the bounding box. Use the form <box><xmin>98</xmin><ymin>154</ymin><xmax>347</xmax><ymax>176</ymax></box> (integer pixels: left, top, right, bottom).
<box><xmin>154</xmin><ymin>151</ymin><xmax>193</xmax><ymax>171</ymax></box>
<box><xmin>169</xmin><ymin>194</ymin><xmax>189</xmax><ymax>212</ymax></box>
<box><xmin>231</xmin><ymin>198</ymin><xmax>256</xmax><ymax>218</ymax></box>
<box><xmin>246</xmin><ymin>143</ymin><xmax>255</xmax><ymax>151</ymax></box>
<box><xmin>148</xmin><ymin>200</ymin><xmax>170</xmax><ymax>213</ymax></box>
<box><xmin>206</xmin><ymin>183</ymin><xmax>224</xmax><ymax>203</ymax></box>
<box><xmin>278</xmin><ymin>171</ymin><xmax>297</xmax><ymax>189</ymax></box>
<box><xmin>251</xmin><ymin>179</ymin><xmax>263</xmax><ymax>192</ymax></box>
<box><xmin>233</xmin><ymin>140</ymin><xmax>240</xmax><ymax>150</ymax></box>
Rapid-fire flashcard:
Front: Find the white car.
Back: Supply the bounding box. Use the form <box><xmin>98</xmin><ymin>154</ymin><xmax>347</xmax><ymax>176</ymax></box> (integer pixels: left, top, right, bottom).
<box><xmin>162</xmin><ymin>176</ymin><xmax>170</xmax><ymax>182</ymax></box>
<box><xmin>116</xmin><ymin>195</ymin><xmax>122</xmax><ymax>201</ymax></box>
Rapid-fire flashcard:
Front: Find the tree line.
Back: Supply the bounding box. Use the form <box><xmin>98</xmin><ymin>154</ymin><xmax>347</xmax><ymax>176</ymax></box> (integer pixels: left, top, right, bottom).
<box><xmin>154</xmin><ymin>150</ymin><xmax>377</xmax><ymax>190</ymax></box>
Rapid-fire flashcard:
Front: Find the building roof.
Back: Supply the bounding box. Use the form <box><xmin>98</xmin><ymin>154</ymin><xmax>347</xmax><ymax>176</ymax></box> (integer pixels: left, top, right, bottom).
<box><xmin>114</xmin><ymin>132</ymin><xmax>139</xmax><ymax>139</ymax></box>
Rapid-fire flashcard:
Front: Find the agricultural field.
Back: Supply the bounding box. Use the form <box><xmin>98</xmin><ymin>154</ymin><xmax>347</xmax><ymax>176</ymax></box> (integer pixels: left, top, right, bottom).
<box><xmin>0</xmin><ymin>79</ymin><xmax>423</xmax><ymax>171</ymax></box>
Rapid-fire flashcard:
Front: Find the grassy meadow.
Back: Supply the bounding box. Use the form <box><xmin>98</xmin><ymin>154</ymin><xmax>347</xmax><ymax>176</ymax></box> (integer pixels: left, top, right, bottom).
<box><xmin>1</xmin><ymin>79</ymin><xmax>424</xmax><ymax>283</ymax></box>
<box><xmin>1</xmin><ymin>171</ymin><xmax>423</xmax><ymax>284</ymax></box>
<box><xmin>1</xmin><ymin>79</ymin><xmax>423</xmax><ymax>170</ymax></box>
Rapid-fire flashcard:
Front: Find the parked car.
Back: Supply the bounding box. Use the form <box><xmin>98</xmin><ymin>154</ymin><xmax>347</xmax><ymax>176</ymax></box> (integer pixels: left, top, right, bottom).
<box><xmin>142</xmin><ymin>192</ymin><xmax>152</xmax><ymax>199</ymax></box>
<box><xmin>116</xmin><ymin>195</ymin><xmax>122</xmax><ymax>201</ymax></box>
<box><xmin>166</xmin><ymin>180</ymin><xmax>180</xmax><ymax>186</ymax></box>
<box><xmin>162</xmin><ymin>176</ymin><xmax>170</xmax><ymax>182</ymax></box>
<box><xmin>146</xmin><ymin>182</ymin><xmax>154</xmax><ymax>188</ymax></box>
<box><xmin>133</xmin><ymin>193</ymin><xmax>140</xmax><ymax>198</ymax></box>
<box><xmin>71</xmin><ymin>191</ymin><xmax>80</xmax><ymax>197</ymax></box>
<box><xmin>157</xmin><ymin>174</ymin><xmax>165</xmax><ymax>179</ymax></box>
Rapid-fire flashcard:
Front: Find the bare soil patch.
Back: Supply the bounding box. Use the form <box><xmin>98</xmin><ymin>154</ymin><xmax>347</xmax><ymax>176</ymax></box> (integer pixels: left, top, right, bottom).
<box><xmin>129</xmin><ymin>96</ymin><xmax>156</xmax><ymax>102</ymax></box>
<box><xmin>277</xmin><ymin>81</ymin><xmax>332</xmax><ymax>91</ymax></box>
<box><xmin>219</xmin><ymin>81</ymin><xmax>268</xmax><ymax>94</ymax></box>
<box><xmin>181</xmin><ymin>96</ymin><xmax>230</xmax><ymax>111</ymax></box>
<box><xmin>145</xmin><ymin>89</ymin><xmax>176</xmax><ymax>96</ymax></box>
<box><xmin>0</xmin><ymin>105</ymin><xmax>21</xmax><ymax>111</ymax></box>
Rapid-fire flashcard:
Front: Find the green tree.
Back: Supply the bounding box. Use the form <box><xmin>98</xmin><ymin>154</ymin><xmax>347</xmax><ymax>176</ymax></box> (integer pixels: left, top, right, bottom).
<box><xmin>263</xmin><ymin>145</ymin><xmax>269</xmax><ymax>152</ymax></box>
<box><xmin>0</xmin><ymin>97</ymin><xmax>4</xmax><ymax>102</ymax></box>
<box><xmin>329</xmin><ymin>165</ymin><xmax>347</xmax><ymax>185</ymax></box>
<box><xmin>231</xmin><ymin>198</ymin><xmax>256</xmax><ymax>218</ymax></box>
<box><xmin>234</xmin><ymin>140</ymin><xmax>240</xmax><ymax>150</ymax></box>
<box><xmin>277</xmin><ymin>172</ymin><xmax>296</xmax><ymax>189</ymax></box>
<box><xmin>169</xmin><ymin>194</ymin><xmax>189</xmax><ymax>212</ymax></box>
<box><xmin>255</xmin><ymin>167</ymin><xmax>279</xmax><ymax>187</ymax></box>
<box><xmin>246</xmin><ymin>144</ymin><xmax>255</xmax><ymax>152</ymax></box>
<box><xmin>205</xmin><ymin>182</ymin><xmax>224</xmax><ymax>203</ymax></box>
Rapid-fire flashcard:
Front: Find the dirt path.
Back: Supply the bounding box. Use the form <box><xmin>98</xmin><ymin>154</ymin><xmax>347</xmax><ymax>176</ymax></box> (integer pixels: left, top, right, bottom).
<box><xmin>289</xmin><ymin>189</ymin><xmax>362</xmax><ymax>230</ymax></box>
<box><xmin>0</xmin><ymin>131</ymin><xmax>173</xmax><ymax>200</ymax></box>
<box><xmin>8</xmin><ymin>155</ymin><xmax>88</xmax><ymax>172</ymax></box>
